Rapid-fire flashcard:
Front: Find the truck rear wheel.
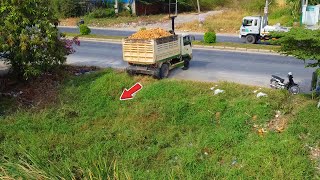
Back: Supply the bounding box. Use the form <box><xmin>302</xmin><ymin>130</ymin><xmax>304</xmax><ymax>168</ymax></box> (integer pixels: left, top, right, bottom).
<box><xmin>246</xmin><ymin>35</ymin><xmax>256</xmax><ymax>44</ymax></box>
<box><xmin>159</xmin><ymin>63</ymin><xmax>169</xmax><ymax>79</ymax></box>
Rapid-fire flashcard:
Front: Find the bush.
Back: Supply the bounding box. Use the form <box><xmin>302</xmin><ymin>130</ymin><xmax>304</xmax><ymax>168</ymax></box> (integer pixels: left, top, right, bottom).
<box><xmin>79</xmin><ymin>25</ymin><xmax>91</xmax><ymax>35</ymax></box>
<box><xmin>119</xmin><ymin>10</ymin><xmax>131</xmax><ymax>17</ymax></box>
<box><xmin>204</xmin><ymin>31</ymin><xmax>217</xmax><ymax>44</ymax></box>
<box><xmin>59</xmin><ymin>0</ymin><xmax>81</xmax><ymax>18</ymax></box>
<box><xmin>0</xmin><ymin>0</ymin><xmax>79</xmax><ymax>79</ymax></box>
<box><xmin>240</xmin><ymin>0</ymin><xmax>266</xmax><ymax>12</ymax></box>
<box><xmin>106</xmin><ymin>8</ymin><xmax>116</xmax><ymax>17</ymax></box>
<box><xmin>271</xmin><ymin>28</ymin><xmax>320</xmax><ymax>67</ymax></box>
<box><xmin>88</xmin><ymin>8</ymin><xmax>115</xmax><ymax>18</ymax></box>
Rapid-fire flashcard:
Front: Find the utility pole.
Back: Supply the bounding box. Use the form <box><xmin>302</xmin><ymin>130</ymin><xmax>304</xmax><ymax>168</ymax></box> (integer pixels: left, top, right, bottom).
<box><xmin>263</xmin><ymin>0</ymin><xmax>269</xmax><ymax>27</ymax></box>
<box><xmin>197</xmin><ymin>0</ymin><xmax>203</xmax><ymax>27</ymax></box>
<box><xmin>169</xmin><ymin>0</ymin><xmax>178</xmax><ymax>33</ymax></box>
<box><xmin>197</xmin><ymin>0</ymin><xmax>201</xmax><ymax>14</ymax></box>
<box><xmin>115</xmin><ymin>0</ymin><xmax>119</xmax><ymax>15</ymax></box>
<box><xmin>132</xmin><ymin>0</ymin><xmax>136</xmax><ymax>15</ymax></box>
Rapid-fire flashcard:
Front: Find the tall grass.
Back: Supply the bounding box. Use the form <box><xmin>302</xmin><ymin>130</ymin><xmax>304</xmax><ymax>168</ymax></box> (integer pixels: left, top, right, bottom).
<box><xmin>0</xmin><ymin>69</ymin><xmax>318</xmax><ymax>179</ymax></box>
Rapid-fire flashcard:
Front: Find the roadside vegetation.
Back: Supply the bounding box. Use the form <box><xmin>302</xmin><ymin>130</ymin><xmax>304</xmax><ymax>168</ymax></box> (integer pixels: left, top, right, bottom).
<box><xmin>55</xmin><ymin>0</ymin><xmax>310</xmax><ymax>34</ymax></box>
<box><xmin>177</xmin><ymin>0</ymin><xmax>301</xmax><ymax>33</ymax></box>
<box><xmin>59</xmin><ymin>15</ymin><xmax>167</xmax><ymax>28</ymax></box>
<box><xmin>1</xmin><ymin>68</ymin><xmax>320</xmax><ymax>179</ymax></box>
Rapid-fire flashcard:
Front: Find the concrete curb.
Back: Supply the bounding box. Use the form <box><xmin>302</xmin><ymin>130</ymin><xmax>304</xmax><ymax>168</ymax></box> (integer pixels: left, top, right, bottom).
<box><xmin>194</xmin><ymin>45</ymin><xmax>277</xmax><ymax>54</ymax></box>
<box><xmin>75</xmin><ymin>37</ymin><xmax>122</xmax><ymax>43</ymax></box>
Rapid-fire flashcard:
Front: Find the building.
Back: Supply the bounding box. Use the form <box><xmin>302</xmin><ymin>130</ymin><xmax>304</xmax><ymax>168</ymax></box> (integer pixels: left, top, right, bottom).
<box><xmin>89</xmin><ymin>0</ymin><xmax>167</xmax><ymax>15</ymax></box>
<box><xmin>301</xmin><ymin>0</ymin><xmax>320</xmax><ymax>27</ymax></box>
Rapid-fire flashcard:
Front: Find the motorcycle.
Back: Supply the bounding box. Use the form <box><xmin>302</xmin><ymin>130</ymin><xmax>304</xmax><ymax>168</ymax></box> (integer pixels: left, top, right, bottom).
<box><xmin>270</xmin><ymin>72</ymin><xmax>300</xmax><ymax>94</ymax></box>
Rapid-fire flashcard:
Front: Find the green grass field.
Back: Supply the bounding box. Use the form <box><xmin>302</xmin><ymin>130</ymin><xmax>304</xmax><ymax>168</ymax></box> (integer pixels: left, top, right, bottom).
<box><xmin>0</xmin><ymin>69</ymin><xmax>319</xmax><ymax>179</ymax></box>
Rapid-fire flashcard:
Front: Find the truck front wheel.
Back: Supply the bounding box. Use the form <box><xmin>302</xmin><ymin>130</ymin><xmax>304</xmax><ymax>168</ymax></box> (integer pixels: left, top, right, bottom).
<box><xmin>245</xmin><ymin>35</ymin><xmax>256</xmax><ymax>44</ymax></box>
<box><xmin>159</xmin><ymin>63</ymin><xmax>169</xmax><ymax>79</ymax></box>
<box><xmin>182</xmin><ymin>58</ymin><xmax>190</xmax><ymax>70</ymax></box>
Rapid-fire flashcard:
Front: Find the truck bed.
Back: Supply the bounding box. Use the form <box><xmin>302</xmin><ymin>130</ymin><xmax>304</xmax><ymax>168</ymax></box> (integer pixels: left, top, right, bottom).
<box><xmin>122</xmin><ymin>35</ymin><xmax>181</xmax><ymax>65</ymax></box>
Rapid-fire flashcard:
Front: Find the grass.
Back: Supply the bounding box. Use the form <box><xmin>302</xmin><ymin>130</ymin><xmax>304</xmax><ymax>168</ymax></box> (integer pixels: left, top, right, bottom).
<box><xmin>0</xmin><ymin>69</ymin><xmax>319</xmax><ymax>179</ymax></box>
<box><xmin>193</xmin><ymin>41</ymin><xmax>280</xmax><ymax>51</ymax></box>
<box><xmin>177</xmin><ymin>10</ymin><xmax>250</xmax><ymax>34</ymax></box>
<box><xmin>177</xmin><ymin>7</ymin><xmax>295</xmax><ymax>34</ymax></box>
<box><xmin>64</xmin><ymin>32</ymin><xmax>125</xmax><ymax>40</ymax></box>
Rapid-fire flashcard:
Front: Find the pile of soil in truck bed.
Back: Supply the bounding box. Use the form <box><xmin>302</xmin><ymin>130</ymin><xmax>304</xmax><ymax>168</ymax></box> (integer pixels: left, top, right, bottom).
<box><xmin>128</xmin><ymin>28</ymin><xmax>172</xmax><ymax>40</ymax></box>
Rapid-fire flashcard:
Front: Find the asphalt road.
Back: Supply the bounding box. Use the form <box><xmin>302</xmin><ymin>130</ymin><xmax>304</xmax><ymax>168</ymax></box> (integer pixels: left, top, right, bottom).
<box><xmin>67</xmin><ymin>40</ymin><xmax>315</xmax><ymax>92</ymax></box>
<box><xmin>59</xmin><ymin>27</ymin><xmax>242</xmax><ymax>43</ymax></box>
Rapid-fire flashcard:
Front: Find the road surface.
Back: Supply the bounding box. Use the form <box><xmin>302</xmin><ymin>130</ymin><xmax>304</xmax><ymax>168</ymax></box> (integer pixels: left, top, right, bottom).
<box><xmin>67</xmin><ymin>41</ymin><xmax>315</xmax><ymax>92</ymax></box>
<box><xmin>59</xmin><ymin>27</ymin><xmax>242</xmax><ymax>43</ymax></box>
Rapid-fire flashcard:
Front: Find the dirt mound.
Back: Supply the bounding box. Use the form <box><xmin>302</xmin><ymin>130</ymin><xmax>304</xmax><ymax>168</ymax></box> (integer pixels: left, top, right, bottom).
<box><xmin>128</xmin><ymin>28</ymin><xmax>172</xmax><ymax>40</ymax></box>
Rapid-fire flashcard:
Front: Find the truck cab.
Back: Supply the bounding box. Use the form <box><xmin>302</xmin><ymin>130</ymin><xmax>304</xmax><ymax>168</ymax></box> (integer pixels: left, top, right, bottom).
<box><xmin>239</xmin><ymin>16</ymin><xmax>263</xmax><ymax>44</ymax></box>
<box><xmin>181</xmin><ymin>33</ymin><xmax>193</xmax><ymax>59</ymax></box>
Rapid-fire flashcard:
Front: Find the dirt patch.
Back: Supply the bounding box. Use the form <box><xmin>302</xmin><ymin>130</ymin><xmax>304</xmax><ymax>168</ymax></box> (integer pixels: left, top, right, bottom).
<box><xmin>267</xmin><ymin>110</ymin><xmax>287</xmax><ymax>133</ymax></box>
<box><xmin>307</xmin><ymin>146</ymin><xmax>320</xmax><ymax>174</ymax></box>
<box><xmin>59</xmin><ymin>18</ymin><xmax>80</xmax><ymax>26</ymax></box>
<box><xmin>0</xmin><ymin>66</ymin><xmax>98</xmax><ymax>108</ymax></box>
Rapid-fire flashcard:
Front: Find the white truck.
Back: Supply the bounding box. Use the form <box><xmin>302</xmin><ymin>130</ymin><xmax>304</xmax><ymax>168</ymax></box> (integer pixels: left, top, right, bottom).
<box><xmin>239</xmin><ymin>15</ymin><xmax>290</xmax><ymax>44</ymax></box>
<box><xmin>122</xmin><ymin>33</ymin><xmax>194</xmax><ymax>79</ymax></box>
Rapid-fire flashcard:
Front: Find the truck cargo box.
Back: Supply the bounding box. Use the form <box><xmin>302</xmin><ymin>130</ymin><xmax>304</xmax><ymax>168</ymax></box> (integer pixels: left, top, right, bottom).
<box><xmin>122</xmin><ymin>35</ymin><xmax>181</xmax><ymax>65</ymax></box>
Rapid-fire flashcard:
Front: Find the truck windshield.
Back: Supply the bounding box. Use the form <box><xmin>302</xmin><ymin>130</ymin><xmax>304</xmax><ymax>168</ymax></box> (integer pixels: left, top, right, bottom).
<box><xmin>243</xmin><ymin>19</ymin><xmax>253</xmax><ymax>26</ymax></box>
<box><xmin>183</xmin><ymin>36</ymin><xmax>191</xmax><ymax>46</ymax></box>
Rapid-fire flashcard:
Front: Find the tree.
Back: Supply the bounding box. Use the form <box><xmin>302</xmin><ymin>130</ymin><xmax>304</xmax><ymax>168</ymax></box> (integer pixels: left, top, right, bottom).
<box><xmin>272</xmin><ymin>28</ymin><xmax>320</xmax><ymax>67</ymax></box>
<box><xmin>0</xmin><ymin>0</ymin><xmax>79</xmax><ymax>79</ymax></box>
<box><xmin>272</xmin><ymin>28</ymin><xmax>320</xmax><ymax>94</ymax></box>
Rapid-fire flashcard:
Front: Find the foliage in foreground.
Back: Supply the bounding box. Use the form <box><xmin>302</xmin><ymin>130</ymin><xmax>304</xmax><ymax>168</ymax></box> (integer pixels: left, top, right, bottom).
<box><xmin>271</xmin><ymin>28</ymin><xmax>320</xmax><ymax>67</ymax></box>
<box><xmin>0</xmin><ymin>70</ymin><xmax>319</xmax><ymax>179</ymax></box>
<box><xmin>0</xmin><ymin>0</ymin><xmax>78</xmax><ymax>79</ymax></box>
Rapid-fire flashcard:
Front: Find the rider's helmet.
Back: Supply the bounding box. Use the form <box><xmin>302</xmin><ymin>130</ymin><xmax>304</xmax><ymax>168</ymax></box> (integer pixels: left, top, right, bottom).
<box><xmin>288</xmin><ymin>72</ymin><xmax>293</xmax><ymax>77</ymax></box>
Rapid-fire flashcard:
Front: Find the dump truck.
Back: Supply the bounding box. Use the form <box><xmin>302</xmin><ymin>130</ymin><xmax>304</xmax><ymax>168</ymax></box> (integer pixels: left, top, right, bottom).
<box><xmin>239</xmin><ymin>15</ymin><xmax>290</xmax><ymax>44</ymax></box>
<box><xmin>239</xmin><ymin>0</ymin><xmax>291</xmax><ymax>44</ymax></box>
<box><xmin>122</xmin><ymin>33</ymin><xmax>194</xmax><ymax>79</ymax></box>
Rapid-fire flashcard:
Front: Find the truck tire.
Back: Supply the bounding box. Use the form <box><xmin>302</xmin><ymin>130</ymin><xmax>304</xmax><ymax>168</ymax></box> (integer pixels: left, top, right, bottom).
<box><xmin>245</xmin><ymin>35</ymin><xmax>256</xmax><ymax>44</ymax></box>
<box><xmin>126</xmin><ymin>69</ymin><xmax>135</xmax><ymax>76</ymax></box>
<box><xmin>182</xmin><ymin>58</ymin><xmax>190</xmax><ymax>70</ymax></box>
<box><xmin>159</xmin><ymin>63</ymin><xmax>169</xmax><ymax>79</ymax></box>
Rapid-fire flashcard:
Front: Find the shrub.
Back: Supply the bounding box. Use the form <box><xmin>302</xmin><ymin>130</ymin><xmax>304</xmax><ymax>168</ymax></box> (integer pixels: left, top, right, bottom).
<box><xmin>0</xmin><ymin>0</ymin><xmax>79</xmax><ymax>79</ymax></box>
<box><xmin>119</xmin><ymin>10</ymin><xmax>131</xmax><ymax>17</ymax></box>
<box><xmin>88</xmin><ymin>8</ymin><xmax>115</xmax><ymax>18</ymax></box>
<box><xmin>60</xmin><ymin>0</ymin><xmax>81</xmax><ymax>18</ymax></box>
<box><xmin>106</xmin><ymin>8</ymin><xmax>116</xmax><ymax>17</ymax></box>
<box><xmin>271</xmin><ymin>28</ymin><xmax>320</xmax><ymax>67</ymax></box>
<box><xmin>204</xmin><ymin>31</ymin><xmax>217</xmax><ymax>44</ymax></box>
<box><xmin>79</xmin><ymin>25</ymin><xmax>91</xmax><ymax>35</ymax></box>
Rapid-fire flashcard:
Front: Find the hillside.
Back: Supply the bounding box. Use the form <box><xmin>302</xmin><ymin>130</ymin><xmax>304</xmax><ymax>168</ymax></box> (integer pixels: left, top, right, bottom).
<box><xmin>0</xmin><ymin>69</ymin><xmax>319</xmax><ymax>179</ymax></box>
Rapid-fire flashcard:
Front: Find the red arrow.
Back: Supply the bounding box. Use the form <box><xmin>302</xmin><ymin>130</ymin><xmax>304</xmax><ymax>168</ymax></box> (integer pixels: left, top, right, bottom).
<box><xmin>120</xmin><ymin>83</ymin><xmax>143</xmax><ymax>100</ymax></box>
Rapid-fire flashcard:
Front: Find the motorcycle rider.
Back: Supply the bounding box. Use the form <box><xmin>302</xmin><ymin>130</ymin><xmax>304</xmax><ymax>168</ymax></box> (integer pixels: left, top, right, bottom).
<box><xmin>287</xmin><ymin>72</ymin><xmax>295</xmax><ymax>89</ymax></box>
